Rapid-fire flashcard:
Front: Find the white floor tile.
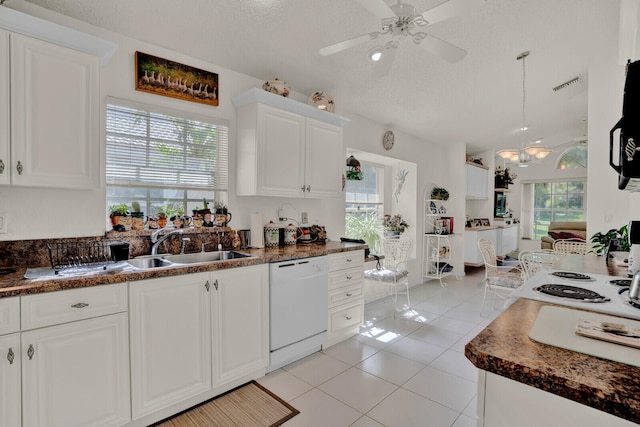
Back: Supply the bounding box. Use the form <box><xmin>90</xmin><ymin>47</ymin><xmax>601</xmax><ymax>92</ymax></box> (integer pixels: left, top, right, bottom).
<box><xmin>430</xmin><ymin>348</ymin><xmax>480</xmax><ymax>383</ymax></box>
<box><xmin>428</xmin><ymin>315</ymin><xmax>480</xmax><ymax>335</ymax></box>
<box><xmin>403</xmin><ymin>366</ymin><xmax>477</xmax><ymax>412</ymax></box>
<box><xmin>409</xmin><ymin>323</ymin><xmax>466</xmax><ymax>348</ymax></box>
<box><xmin>367</xmin><ymin>387</ymin><xmax>459</xmax><ymax>427</ymax></box>
<box><xmin>322</xmin><ymin>338</ymin><xmax>380</xmax><ymax>366</ymax></box>
<box><xmin>257</xmin><ymin>368</ymin><xmax>313</xmax><ymax>402</ymax></box>
<box><xmin>384</xmin><ymin>335</ymin><xmax>447</xmax><ymax>365</ymax></box>
<box><xmin>452</xmin><ymin>413</ymin><xmax>478</xmax><ymax>427</ymax></box>
<box><xmin>356</xmin><ymin>349</ymin><xmax>426</xmax><ymax>385</ymax></box>
<box><xmin>350</xmin><ymin>415</ymin><xmax>385</xmax><ymax>427</ymax></box>
<box><xmin>318</xmin><ymin>367</ymin><xmax>397</xmax><ymax>413</ymax></box>
<box><xmin>283</xmin><ymin>389</ymin><xmax>362</xmax><ymax>427</ymax></box>
<box><xmin>283</xmin><ymin>351</ymin><xmax>350</xmax><ymax>387</ymax></box>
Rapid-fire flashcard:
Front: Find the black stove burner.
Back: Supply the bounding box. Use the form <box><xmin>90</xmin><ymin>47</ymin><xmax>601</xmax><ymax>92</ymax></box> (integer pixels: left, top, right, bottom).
<box><xmin>550</xmin><ymin>271</ymin><xmax>594</xmax><ymax>281</ymax></box>
<box><xmin>609</xmin><ymin>279</ymin><xmax>632</xmax><ymax>287</ymax></box>
<box><xmin>534</xmin><ymin>284</ymin><xmax>610</xmax><ymax>302</ymax></box>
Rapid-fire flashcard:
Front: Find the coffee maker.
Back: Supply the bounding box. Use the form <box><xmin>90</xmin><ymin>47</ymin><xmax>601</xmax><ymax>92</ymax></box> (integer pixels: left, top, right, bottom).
<box><xmin>628</xmin><ymin>221</ymin><xmax>640</xmax><ymax>276</ymax></box>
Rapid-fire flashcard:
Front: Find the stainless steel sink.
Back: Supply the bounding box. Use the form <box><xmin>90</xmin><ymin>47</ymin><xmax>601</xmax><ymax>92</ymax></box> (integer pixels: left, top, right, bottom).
<box><xmin>163</xmin><ymin>251</ymin><xmax>253</xmax><ymax>265</ymax></box>
<box><xmin>126</xmin><ymin>257</ymin><xmax>174</xmax><ymax>270</ymax></box>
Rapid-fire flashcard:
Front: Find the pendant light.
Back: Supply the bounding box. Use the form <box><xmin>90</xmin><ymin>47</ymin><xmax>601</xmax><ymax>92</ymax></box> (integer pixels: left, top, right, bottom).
<box><xmin>497</xmin><ymin>51</ymin><xmax>552</xmax><ymax>165</ymax></box>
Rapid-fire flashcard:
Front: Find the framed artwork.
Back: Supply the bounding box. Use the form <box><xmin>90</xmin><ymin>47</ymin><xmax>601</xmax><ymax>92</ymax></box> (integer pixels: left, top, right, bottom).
<box><xmin>135</xmin><ymin>51</ymin><xmax>219</xmax><ymax>107</ymax></box>
<box><xmin>473</xmin><ymin>219</ymin><xmax>482</xmax><ymax>227</ymax></box>
<box><xmin>481</xmin><ymin>218</ymin><xmax>490</xmax><ymax>226</ymax></box>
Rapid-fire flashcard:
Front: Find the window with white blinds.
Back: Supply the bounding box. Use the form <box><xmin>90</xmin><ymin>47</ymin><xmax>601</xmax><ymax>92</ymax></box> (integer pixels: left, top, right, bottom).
<box><xmin>105</xmin><ymin>99</ymin><xmax>228</xmax><ymax>218</ymax></box>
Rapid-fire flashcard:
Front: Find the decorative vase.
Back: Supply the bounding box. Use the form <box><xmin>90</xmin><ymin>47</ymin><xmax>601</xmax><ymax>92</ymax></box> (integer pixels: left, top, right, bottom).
<box><xmin>262</xmin><ymin>78</ymin><xmax>290</xmax><ymax>97</ymax></box>
<box><xmin>307</xmin><ymin>91</ymin><xmax>335</xmax><ymax>112</ymax></box>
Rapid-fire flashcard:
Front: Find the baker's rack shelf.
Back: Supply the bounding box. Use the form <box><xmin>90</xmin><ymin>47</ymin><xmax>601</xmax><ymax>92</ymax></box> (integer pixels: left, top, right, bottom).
<box><xmin>422</xmin><ymin>186</ymin><xmax>457</xmax><ymax>287</ymax></box>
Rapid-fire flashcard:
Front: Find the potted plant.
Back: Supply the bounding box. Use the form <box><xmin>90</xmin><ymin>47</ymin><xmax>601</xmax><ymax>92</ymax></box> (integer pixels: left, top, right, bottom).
<box><xmin>590</xmin><ymin>224</ymin><xmax>630</xmax><ymax>256</ymax></box>
<box><xmin>495</xmin><ymin>166</ymin><xmax>517</xmax><ymax>189</ymax></box>
<box><xmin>108</xmin><ymin>203</ymin><xmax>129</xmax><ymax>230</ymax></box>
<box><xmin>383</xmin><ymin>214</ymin><xmax>409</xmax><ymax>237</ymax></box>
<box><xmin>431</xmin><ymin>186</ymin><xmax>450</xmax><ymax>200</ymax></box>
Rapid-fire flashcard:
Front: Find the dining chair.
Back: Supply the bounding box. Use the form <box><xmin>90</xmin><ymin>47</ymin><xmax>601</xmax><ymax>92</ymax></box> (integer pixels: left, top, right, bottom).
<box><xmin>364</xmin><ymin>238</ymin><xmax>411</xmax><ymax>308</ymax></box>
<box><xmin>519</xmin><ymin>250</ymin><xmax>557</xmax><ymax>280</ymax></box>
<box><xmin>477</xmin><ymin>238</ymin><xmax>524</xmax><ymax>315</ymax></box>
<box><xmin>552</xmin><ymin>238</ymin><xmax>589</xmax><ymax>255</ymax></box>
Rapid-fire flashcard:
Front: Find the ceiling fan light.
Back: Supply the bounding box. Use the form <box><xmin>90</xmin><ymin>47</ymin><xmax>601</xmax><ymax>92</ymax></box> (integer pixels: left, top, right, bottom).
<box><xmin>497</xmin><ymin>149</ymin><xmax>519</xmax><ymax>160</ymax></box>
<box><xmin>368</xmin><ymin>47</ymin><xmax>382</xmax><ymax>62</ymax></box>
<box><xmin>524</xmin><ymin>145</ymin><xmax>552</xmax><ymax>159</ymax></box>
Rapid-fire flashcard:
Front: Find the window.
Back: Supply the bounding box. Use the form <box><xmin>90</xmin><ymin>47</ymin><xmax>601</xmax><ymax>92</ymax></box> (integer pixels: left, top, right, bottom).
<box><xmin>345</xmin><ymin>162</ymin><xmax>384</xmax><ymax>253</ymax></box>
<box><xmin>106</xmin><ymin>99</ymin><xmax>228</xmax><ymax>218</ymax></box>
<box><xmin>556</xmin><ymin>145</ymin><xmax>587</xmax><ymax>169</ymax></box>
<box><xmin>526</xmin><ymin>180</ymin><xmax>586</xmax><ymax>239</ymax></box>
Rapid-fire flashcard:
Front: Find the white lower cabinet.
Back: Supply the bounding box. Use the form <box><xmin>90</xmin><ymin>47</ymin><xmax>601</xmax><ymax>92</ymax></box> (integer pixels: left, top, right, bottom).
<box><xmin>21</xmin><ymin>313</ymin><xmax>130</xmax><ymax>427</ymax></box>
<box><xmin>129</xmin><ymin>273</ymin><xmax>212</xmax><ymax>419</ymax></box>
<box><xmin>0</xmin><ymin>333</ymin><xmax>21</xmax><ymax>427</ymax></box>
<box><xmin>326</xmin><ymin>251</ymin><xmax>364</xmax><ymax>347</ymax></box>
<box><xmin>212</xmin><ymin>264</ymin><xmax>269</xmax><ymax>388</ymax></box>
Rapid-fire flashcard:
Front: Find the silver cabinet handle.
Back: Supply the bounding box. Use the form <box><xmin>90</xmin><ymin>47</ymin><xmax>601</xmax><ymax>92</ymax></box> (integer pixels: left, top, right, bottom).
<box><xmin>301</xmin><ymin>185</ymin><xmax>306</xmax><ymax>192</ymax></box>
<box><xmin>346</xmin><ymin>316</ymin><xmax>352</xmax><ymax>320</ymax></box>
<box><xmin>16</xmin><ymin>161</ymin><xmax>23</xmax><ymax>175</ymax></box>
<box><xmin>71</xmin><ymin>302</ymin><xmax>89</xmax><ymax>308</ymax></box>
<box><xmin>27</xmin><ymin>344</ymin><xmax>34</xmax><ymax>360</ymax></box>
<box><xmin>346</xmin><ymin>275</ymin><xmax>352</xmax><ymax>280</ymax></box>
<box><xmin>346</xmin><ymin>293</ymin><xmax>353</xmax><ymax>297</ymax></box>
<box><xmin>214</xmin><ymin>279</ymin><xmax>219</xmax><ymax>291</ymax></box>
<box><xmin>7</xmin><ymin>348</ymin><xmax>14</xmax><ymax>364</ymax></box>
<box><xmin>346</xmin><ymin>259</ymin><xmax>352</xmax><ymax>262</ymax></box>
<box><xmin>205</xmin><ymin>281</ymin><xmax>210</xmax><ymax>292</ymax></box>
<box><xmin>306</xmin><ymin>185</ymin><xmax>311</xmax><ymax>192</ymax></box>
<box><xmin>0</xmin><ymin>159</ymin><xmax>4</xmax><ymax>174</ymax></box>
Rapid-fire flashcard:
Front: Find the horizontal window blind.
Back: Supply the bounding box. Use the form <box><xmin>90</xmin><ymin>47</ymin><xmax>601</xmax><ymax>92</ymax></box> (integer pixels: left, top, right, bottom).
<box><xmin>106</xmin><ymin>101</ymin><xmax>228</xmax><ymax>191</ymax></box>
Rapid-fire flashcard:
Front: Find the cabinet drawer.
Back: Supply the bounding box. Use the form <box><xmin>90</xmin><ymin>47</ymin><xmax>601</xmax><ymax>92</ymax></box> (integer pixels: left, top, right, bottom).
<box><xmin>328</xmin><ymin>301</ymin><xmax>363</xmax><ymax>333</ymax></box>
<box><xmin>21</xmin><ymin>283</ymin><xmax>127</xmax><ymax>330</ymax></box>
<box><xmin>0</xmin><ymin>296</ymin><xmax>20</xmax><ymax>335</ymax></box>
<box><xmin>329</xmin><ymin>284</ymin><xmax>363</xmax><ymax>308</ymax></box>
<box><xmin>329</xmin><ymin>266</ymin><xmax>363</xmax><ymax>290</ymax></box>
<box><xmin>329</xmin><ymin>250</ymin><xmax>364</xmax><ymax>271</ymax></box>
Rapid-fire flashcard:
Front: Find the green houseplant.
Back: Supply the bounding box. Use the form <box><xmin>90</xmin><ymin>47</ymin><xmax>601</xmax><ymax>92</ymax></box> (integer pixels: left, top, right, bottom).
<box><xmin>431</xmin><ymin>186</ymin><xmax>449</xmax><ymax>200</ymax></box>
<box><xmin>383</xmin><ymin>214</ymin><xmax>409</xmax><ymax>234</ymax></box>
<box><xmin>589</xmin><ymin>224</ymin><xmax>630</xmax><ymax>255</ymax></box>
<box><xmin>108</xmin><ymin>203</ymin><xmax>129</xmax><ymax>229</ymax></box>
<box><xmin>345</xmin><ymin>211</ymin><xmax>383</xmax><ymax>254</ymax></box>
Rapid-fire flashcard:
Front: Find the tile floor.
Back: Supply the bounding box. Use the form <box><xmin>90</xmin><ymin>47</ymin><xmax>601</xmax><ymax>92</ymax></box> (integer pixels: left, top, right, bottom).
<box><xmin>259</xmin><ymin>267</ymin><xmax>508</xmax><ymax>427</ymax></box>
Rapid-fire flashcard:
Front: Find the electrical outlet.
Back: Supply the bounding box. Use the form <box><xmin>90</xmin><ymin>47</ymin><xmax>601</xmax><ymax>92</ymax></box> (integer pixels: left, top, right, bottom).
<box><xmin>0</xmin><ymin>213</ymin><xmax>7</xmax><ymax>233</ymax></box>
<box><xmin>301</xmin><ymin>212</ymin><xmax>308</xmax><ymax>224</ymax></box>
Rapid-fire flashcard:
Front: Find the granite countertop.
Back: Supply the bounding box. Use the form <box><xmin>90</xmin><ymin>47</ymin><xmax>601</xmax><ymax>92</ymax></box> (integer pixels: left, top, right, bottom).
<box><xmin>465</xmin><ymin>298</ymin><xmax>640</xmax><ymax>424</ymax></box>
<box><xmin>0</xmin><ymin>241</ymin><xmax>367</xmax><ymax>298</ymax></box>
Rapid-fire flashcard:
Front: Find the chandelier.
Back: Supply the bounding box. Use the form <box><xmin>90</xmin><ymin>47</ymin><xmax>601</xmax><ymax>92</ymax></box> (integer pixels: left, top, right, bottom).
<box><xmin>497</xmin><ymin>51</ymin><xmax>552</xmax><ymax>166</ymax></box>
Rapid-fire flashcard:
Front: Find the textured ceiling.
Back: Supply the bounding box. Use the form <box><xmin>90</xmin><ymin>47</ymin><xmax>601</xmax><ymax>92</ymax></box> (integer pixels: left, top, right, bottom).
<box><xmin>19</xmin><ymin>0</ymin><xmax>620</xmax><ymax>153</ymax></box>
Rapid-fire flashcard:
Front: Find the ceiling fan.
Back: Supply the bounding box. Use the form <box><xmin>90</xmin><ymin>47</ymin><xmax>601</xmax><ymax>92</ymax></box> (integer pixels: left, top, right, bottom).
<box><xmin>319</xmin><ymin>0</ymin><xmax>485</xmax><ymax>76</ymax></box>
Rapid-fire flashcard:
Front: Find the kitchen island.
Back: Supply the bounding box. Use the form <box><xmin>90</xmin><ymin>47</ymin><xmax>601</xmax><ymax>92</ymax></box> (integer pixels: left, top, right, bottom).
<box><xmin>465</xmin><ymin>254</ymin><xmax>639</xmax><ymax>426</ymax></box>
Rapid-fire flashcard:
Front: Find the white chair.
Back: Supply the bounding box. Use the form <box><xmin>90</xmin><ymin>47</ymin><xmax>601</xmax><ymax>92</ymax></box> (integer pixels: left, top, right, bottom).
<box><xmin>477</xmin><ymin>238</ymin><xmax>524</xmax><ymax>315</ymax></box>
<box><xmin>519</xmin><ymin>250</ymin><xmax>557</xmax><ymax>280</ymax></box>
<box><xmin>552</xmin><ymin>238</ymin><xmax>589</xmax><ymax>255</ymax></box>
<box><xmin>364</xmin><ymin>238</ymin><xmax>411</xmax><ymax>308</ymax></box>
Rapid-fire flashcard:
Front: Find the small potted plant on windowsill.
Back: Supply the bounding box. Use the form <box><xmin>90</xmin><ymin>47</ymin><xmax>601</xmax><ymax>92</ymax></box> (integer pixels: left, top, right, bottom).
<box><xmin>431</xmin><ymin>186</ymin><xmax>450</xmax><ymax>200</ymax></box>
<box><xmin>383</xmin><ymin>214</ymin><xmax>409</xmax><ymax>237</ymax></box>
<box><xmin>109</xmin><ymin>203</ymin><xmax>130</xmax><ymax>231</ymax></box>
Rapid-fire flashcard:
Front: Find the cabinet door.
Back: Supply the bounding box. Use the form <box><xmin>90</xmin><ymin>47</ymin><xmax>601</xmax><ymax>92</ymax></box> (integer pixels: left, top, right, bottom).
<box><xmin>129</xmin><ymin>273</ymin><xmax>212</xmax><ymax>419</ymax></box>
<box><xmin>21</xmin><ymin>313</ymin><xmax>130</xmax><ymax>427</ymax></box>
<box><xmin>0</xmin><ymin>30</ymin><xmax>8</xmax><ymax>185</ymax></box>
<box><xmin>257</xmin><ymin>105</ymin><xmax>306</xmax><ymax>197</ymax></box>
<box><xmin>212</xmin><ymin>265</ymin><xmax>268</xmax><ymax>388</ymax></box>
<box><xmin>0</xmin><ymin>333</ymin><xmax>21</xmax><ymax>427</ymax></box>
<box><xmin>10</xmin><ymin>33</ymin><xmax>99</xmax><ymax>189</ymax></box>
<box><xmin>305</xmin><ymin>118</ymin><xmax>343</xmax><ymax>198</ymax></box>
<box><xmin>466</xmin><ymin>163</ymin><xmax>489</xmax><ymax>199</ymax></box>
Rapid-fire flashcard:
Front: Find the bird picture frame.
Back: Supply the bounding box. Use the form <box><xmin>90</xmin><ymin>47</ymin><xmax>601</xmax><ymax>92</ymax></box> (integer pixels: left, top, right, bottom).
<box><xmin>135</xmin><ymin>51</ymin><xmax>219</xmax><ymax>107</ymax></box>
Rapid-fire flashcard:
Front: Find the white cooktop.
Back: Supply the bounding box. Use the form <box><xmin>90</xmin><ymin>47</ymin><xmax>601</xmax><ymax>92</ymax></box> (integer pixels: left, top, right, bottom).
<box><xmin>513</xmin><ymin>268</ymin><xmax>640</xmax><ymax>321</ymax></box>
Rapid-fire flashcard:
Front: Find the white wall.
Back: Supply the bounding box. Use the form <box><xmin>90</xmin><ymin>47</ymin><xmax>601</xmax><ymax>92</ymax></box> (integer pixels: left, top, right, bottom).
<box><xmin>1</xmin><ymin>2</ymin><xmax>465</xmax><ymax>285</ymax></box>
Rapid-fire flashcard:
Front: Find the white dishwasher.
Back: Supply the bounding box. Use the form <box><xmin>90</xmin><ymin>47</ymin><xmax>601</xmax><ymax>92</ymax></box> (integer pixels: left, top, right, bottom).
<box><xmin>268</xmin><ymin>255</ymin><xmax>328</xmax><ymax>372</ymax></box>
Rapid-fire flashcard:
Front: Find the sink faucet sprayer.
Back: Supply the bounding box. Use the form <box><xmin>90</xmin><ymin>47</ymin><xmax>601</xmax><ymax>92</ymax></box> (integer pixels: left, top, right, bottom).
<box><xmin>150</xmin><ymin>227</ymin><xmax>184</xmax><ymax>255</ymax></box>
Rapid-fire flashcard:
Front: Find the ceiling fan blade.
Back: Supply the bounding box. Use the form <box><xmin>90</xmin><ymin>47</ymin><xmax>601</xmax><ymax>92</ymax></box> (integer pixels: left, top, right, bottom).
<box><xmin>421</xmin><ymin>0</ymin><xmax>486</xmax><ymax>26</ymax></box>
<box><xmin>319</xmin><ymin>32</ymin><xmax>376</xmax><ymax>56</ymax></box>
<box><xmin>354</xmin><ymin>0</ymin><xmax>396</xmax><ymax>19</ymax></box>
<box><xmin>418</xmin><ymin>35</ymin><xmax>467</xmax><ymax>63</ymax></box>
<box><xmin>372</xmin><ymin>45</ymin><xmax>398</xmax><ymax>78</ymax></box>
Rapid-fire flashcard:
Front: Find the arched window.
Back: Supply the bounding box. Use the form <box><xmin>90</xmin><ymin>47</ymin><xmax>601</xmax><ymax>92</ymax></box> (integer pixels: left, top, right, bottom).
<box><xmin>556</xmin><ymin>145</ymin><xmax>587</xmax><ymax>169</ymax></box>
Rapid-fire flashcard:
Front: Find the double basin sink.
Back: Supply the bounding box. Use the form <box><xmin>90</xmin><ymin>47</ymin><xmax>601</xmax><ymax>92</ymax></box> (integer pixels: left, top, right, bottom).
<box><xmin>126</xmin><ymin>251</ymin><xmax>253</xmax><ymax>270</ymax></box>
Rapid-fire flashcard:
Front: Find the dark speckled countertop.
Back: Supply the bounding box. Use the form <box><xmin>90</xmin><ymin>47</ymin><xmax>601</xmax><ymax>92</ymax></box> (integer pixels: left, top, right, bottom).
<box><xmin>0</xmin><ymin>241</ymin><xmax>367</xmax><ymax>298</ymax></box>
<box><xmin>465</xmin><ymin>298</ymin><xmax>640</xmax><ymax>424</ymax></box>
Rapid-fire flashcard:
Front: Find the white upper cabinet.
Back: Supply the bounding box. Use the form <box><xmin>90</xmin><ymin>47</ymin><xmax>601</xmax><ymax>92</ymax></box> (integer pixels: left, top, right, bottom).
<box><xmin>233</xmin><ymin>88</ymin><xmax>349</xmax><ymax>199</ymax></box>
<box><xmin>0</xmin><ymin>30</ymin><xmax>9</xmax><ymax>186</ymax></box>
<box><xmin>465</xmin><ymin>162</ymin><xmax>489</xmax><ymax>199</ymax></box>
<box><xmin>9</xmin><ymin>33</ymin><xmax>100</xmax><ymax>189</ymax></box>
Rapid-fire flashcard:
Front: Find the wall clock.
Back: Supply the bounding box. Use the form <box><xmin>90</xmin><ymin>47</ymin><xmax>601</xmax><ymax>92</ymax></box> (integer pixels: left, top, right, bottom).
<box><xmin>383</xmin><ymin>130</ymin><xmax>395</xmax><ymax>150</ymax></box>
